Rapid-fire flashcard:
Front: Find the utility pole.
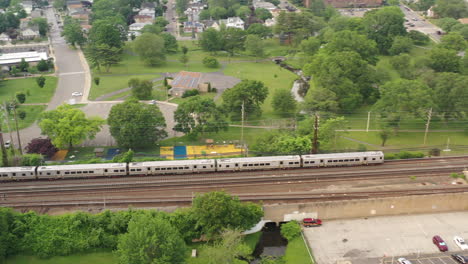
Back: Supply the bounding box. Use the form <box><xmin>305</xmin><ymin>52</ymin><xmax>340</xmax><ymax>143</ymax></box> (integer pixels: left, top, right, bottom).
<box><xmin>366</xmin><ymin>111</ymin><xmax>371</xmax><ymax>132</ymax></box>
<box><xmin>241</xmin><ymin>100</ymin><xmax>245</xmax><ymax>145</ymax></box>
<box><xmin>12</xmin><ymin>106</ymin><xmax>22</xmax><ymax>155</ymax></box>
<box><xmin>423</xmin><ymin>108</ymin><xmax>432</xmax><ymax>146</ymax></box>
<box><xmin>312</xmin><ymin>113</ymin><xmax>319</xmax><ymax>154</ymax></box>
<box><xmin>2</xmin><ymin>103</ymin><xmax>14</xmax><ymax>154</ymax></box>
<box><xmin>0</xmin><ymin>122</ymin><xmax>8</xmax><ymax>167</ymax></box>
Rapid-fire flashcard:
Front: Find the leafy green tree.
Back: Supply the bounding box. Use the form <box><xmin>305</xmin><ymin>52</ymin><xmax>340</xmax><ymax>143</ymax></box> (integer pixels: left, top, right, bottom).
<box><xmin>363</xmin><ymin>6</ymin><xmax>406</xmax><ymax>54</ymax></box>
<box><xmin>108</xmin><ymin>98</ymin><xmax>167</xmax><ymax>148</ymax></box>
<box><xmin>203</xmin><ymin>56</ymin><xmax>220</xmax><ymax>68</ymax></box>
<box><xmin>94</xmin><ymin>77</ymin><xmax>100</xmax><ymax>86</ymax></box>
<box><xmin>15</xmin><ymin>92</ymin><xmax>26</xmax><ymax>104</ymax></box>
<box><xmin>221</xmin><ymin>27</ymin><xmax>247</xmax><ymax>56</ymax></box>
<box><xmin>247</xmin><ymin>24</ymin><xmax>272</xmax><ymax>39</ymax></box>
<box><xmin>128</xmin><ymin>78</ymin><xmax>153</xmax><ymax>99</ymax></box>
<box><xmin>324</xmin><ymin>30</ymin><xmax>379</xmax><ymax>64</ymax></box>
<box><xmin>173</xmin><ymin>96</ymin><xmax>227</xmax><ymax>136</ymax></box>
<box><xmin>319</xmin><ymin>116</ymin><xmax>348</xmax><ymax>150</ymax></box>
<box><xmin>407</xmin><ymin>30</ymin><xmax>430</xmax><ymax>45</ymax></box>
<box><xmin>428</xmin><ymin>47</ymin><xmax>461</xmax><ymax>72</ymax></box>
<box><xmin>36</xmin><ymin>76</ymin><xmax>46</xmax><ymax>88</ymax></box>
<box><xmin>389</xmin><ymin>36</ymin><xmax>413</xmax><ymax>55</ymax></box>
<box><xmin>170</xmin><ymin>208</ymin><xmax>201</xmax><ymax>242</ymax></box>
<box><xmin>86</xmin><ymin>43</ymin><xmax>122</xmax><ymax>72</ymax></box>
<box><xmin>280</xmin><ymin>221</ymin><xmax>301</xmax><ymax>241</ymax></box>
<box><xmin>389</xmin><ymin>53</ymin><xmax>414</xmax><ymax>79</ymax></box>
<box><xmin>176</xmin><ymin>0</ymin><xmax>189</xmax><ymax>14</ymax></box>
<box><xmin>192</xmin><ymin>191</ymin><xmax>263</xmax><ymax>238</ymax></box>
<box><xmin>426</xmin><ymin>72</ymin><xmax>468</xmax><ymax>119</ymax></box>
<box><xmin>154</xmin><ymin>16</ymin><xmax>169</xmax><ymax>28</ymax></box>
<box><xmin>0</xmin><ymin>208</ymin><xmax>17</xmax><ymax>259</ymax></box>
<box><xmin>18</xmin><ymin>110</ymin><xmax>26</xmax><ymax>120</ymax></box>
<box><xmin>440</xmin><ymin>32</ymin><xmax>467</xmax><ymax>51</ymax></box>
<box><xmin>328</xmin><ymin>16</ymin><xmax>364</xmax><ymax>32</ymax></box>
<box><xmin>53</xmin><ymin>0</ymin><xmax>66</xmax><ymax>9</ymax></box>
<box><xmin>222</xmin><ymin>80</ymin><xmax>269</xmax><ymax>118</ymax></box>
<box><xmin>255</xmin><ymin>8</ymin><xmax>272</xmax><ymax>21</ymax></box>
<box><xmin>379</xmin><ymin>126</ymin><xmax>393</xmax><ymax>146</ymax></box>
<box><xmin>62</xmin><ymin>18</ymin><xmax>86</xmax><ymax>46</ymax></box>
<box><xmin>275</xmin><ymin>11</ymin><xmax>325</xmax><ymax>44</ymax></box>
<box><xmin>244</xmin><ymin>34</ymin><xmax>264</xmax><ymax>62</ymax></box>
<box><xmin>301</xmin><ymin>87</ymin><xmax>339</xmax><ymax>113</ymax></box>
<box><xmin>36</xmin><ymin>59</ymin><xmax>49</xmax><ymax>71</ymax></box>
<box><xmin>199</xmin><ymin>9</ymin><xmax>211</xmax><ymax>20</ymax></box>
<box><xmin>200</xmin><ymin>28</ymin><xmax>223</xmax><ymax>53</ymax></box>
<box><xmin>21</xmin><ymin>154</ymin><xmax>43</xmax><ymax>166</ymax></box>
<box><xmin>210</xmin><ymin>6</ymin><xmax>228</xmax><ymax>19</ymax></box>
<box><xmin>133</xmin><ymin>33</ymin><xmax>166</xmax><ymax>66</ymax></box>
<box><xmin>204</xmin><ymin>230</ymin><xmax>251</xmax><ymax>264</ymax></box>
<box><xmin>141</xmin><ymin>24</ymin><xmax>163</xmax><ymax>34</ymax></box>
<box><xmin>272</xmin><ymin>89</ymin><xmax>296</xmax><ymax>116</ymax></box>
<box><xmin>31</xmin><ymin>17</ymin><xmax>48</xmax><ymax>36</ymax></box>
<box><xmin>117</xmin><ymin>213</ymin><xmax>186</xmax><ymax>264</ymax></box>
<box><xmin>88</xmin><ymin>19</ymin><xmax>124</xmax><ymax>49</ymax></box>
<box><xmin>161</xmin><ymin>32</ymin><xmax>178</xmax><ymax>53</ymax></box>
<box><xmin>179</xmin><ymin>45</ymin><xmax>189</xmax><ymax>66</ymax></box>
<box><xmin>252</xmin><ymin>132</ymin><xmax>311</xmax><ymax>155</ymax></box>
<box><xmin>437</xmin><ymin>17</ymin><xmax>460</xmax><ymax>32</ymax></box>
<box><xmin>39</xmin><ymin>104</ymin><xmax>104</xmax><ymax>149</ymax></box>
<box><xmin>18</xmin><ymin>58</ymin><xmax>29</xmax><ymax>72</ymax></box>
<box><xmin>236</xmin><ymin>6</ymin><xmax>251</xmax><ymax>20</ymax></box>
<box><xmin>433</xmin><ymin>0</ymin><xmax>468</xmax><ymax>19</ymax></box>
<box><xmin>300</xmin><ymin>36</ymin><xmax>321</xmax><ymax>56</ymax></box>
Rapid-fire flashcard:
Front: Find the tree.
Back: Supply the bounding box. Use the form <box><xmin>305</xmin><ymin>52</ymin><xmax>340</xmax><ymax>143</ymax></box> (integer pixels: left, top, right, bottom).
<box><xmin>133</xmin><ymin>33</ymin><xmax>166</xmax><ymax>66</ymax></box>
<box><xmin>62</xmin><ymin>18</ymin><xmax>86</xmax><ymax>46</ymax></box>
<box><xmin>141</xmin><ymin>24</ymin><xmax>163</xmax><ymax>34</ymax></box>
<box><xmin>31</xmin><ymin>17</ymin><xmax>48</xmax><ymax>36</ymax></box>
<box><xmin>181</xmin><ymin>89</ymin><xmax>199</xmax><ymax>98</ymax></box>
<box><xmin>280</xmin><ymin>221</ymin><xmax>301</xmax><ymax>241</ymax></box>
<box><xmin>275</xmin><ymin>11</ymin><xmax>325</xmax><ymax>44</ymax></box>
<box><xmin>252</xmin><ymin>132</ymin><xmax>311</xmax><ymax>155</ymax></box>
<box><xmin>246</xmin><ymin>23</ymin><xmax>272</xmax><ymax>39</ymax></box>
<box><xmin>192</xmin><ymin>191</ymin><xmax>263</xmax><ymax>238</ymax></box>
<box><xmin>426</xmin><ymin>72</ymin><xmax>468</xmax><ymax>119</ymax></box>
<box><xmin>272</xmin><ymin>89</ymin><xmax>296</xmax><ymax>116</ymax></box>
<box><xmin>389</xmin><ymin>53</ymin><xmax>414</xmax><ymax>79</ymax></box>
<box><xmin>200</xmin><ymin>28</ymin><xmax>223</xmax><ymax>53</ymax></box>
<box><xmin>300</xmin><ymin>37</ymin><xmax>321</xmax><ymax>56</ymax></box>
<box><xmin>88</xmin><ymin>19</ymin><xmax>124</xmax><ymax>49</ymax></box>
<box><xmin>221</xmin><ymin>27</ymin><xmax>246</xmax><ymax>56</ymax></box>
<box><xmin>222</xmin><ymin>80</ymin><xmax>269</xmax><ymax>118</ymax></box>
<box><xmin>38</xmin><ymin>105</ymin><xmax>104</xmax><ymax>149</ymax></box>
<box><xmin>36</xmin><ymin>59</ymin><xmax>49</xmax><ymax>71</ymax></box>
<box><xmin>36</xmin><ymin>76</ymin><xmax>46</xmax><ymax>88</ymax></box>
<box><xmin>363</xmin><ymin>6</ymin><xmax>406</xmax><ymax>54</ymax></box>
<box><xmin>154</xmin><ymin>16</ymin><xmax>169</xmax><ymax>28</ymax></box>
<box><xmin>210</xmin><ymin>6</ymin><xmax>227</xmax><ymax>19</ymax></box>
<box><xmin>108</xmin><ymin>98</ymin><xmax>167</xmax><ymax>148</ymax></box>
<box><xmin>173</xmin><ymin>96</ymin><xmax>227</xmax><ymax>136</ymax></box>
<box><xmin>407</xmin><ymin>30</ymin><xmax>430</xmax><ymax>45</ymax></box>
<box><xmin>25</xmin><ymin>138</ymin><xmax>58</xmax><ymax>158</ymax></box>
<box><xmin>86</xmin><ymin>44</ymin><xmax>123</xmax><ymax>72</ymax></box>
<box><xmin>128</xmin><ymin>78</ymin><xmax>153</xmax><ymax>99</ymax></box>
<box><xmin>437</xmin><ymin>17</ymin><xmax>460</xmax><ymax>32</ymax></box>
<box><xmin>94</xmin><ymin>77</ymin><xmax>100</xmax><ymax>86</ymax></box>
<box><xmin>236</xmin><ymin>6</ymin><xmax>251</xmax><ymax>20</ymax></box>
<box><xmin>117</xmin><ymin>213</ymin><xmax>186</xmax><ymax>264</ymax></box>
<box><xmin>179</xmin><ymin>45</ymin><xmax>189</xmax><ymax>66</ymax></box>
<box><xmin>15</xmin><ymin>92</ymin><xmax>25</xmax><ymax>104</ymax></box>
<box><xmin>389</xmin><ymin>36</ymin><xmax>413</xmax><ymax>55</ymax></box>
<box><xmin>324</xmin><ymin>30</ymin><xmax>379</xmax><ymax>64</ymax></box>
<box><xmin>21</xmin><ymin>154</ymin><xmax>43</xmax><ymax>166</ymax></box>
<box><xmin>255</xmin><ymin>8</ymin><xmax>272</xmax><ymax>21</ymax></box>
<box><xmin>203</xmin><ymin>230</ymin><xmax>251</xmax><ymax>264</ymax></box>
<box><xmin>18</xmin><ymin>110</ymin><xmax>26</xmax><ymax>120</ymax></box>
<box><xmin>440</xmin><ymin>32</ymin><xmax>467</xmax><ymax>51</ymax></box>
<box><xmin>301</xmin><ymin>87</ymin><xmax>339</xmax><ymax>113</ymax></box>
<box><xmin>319</xmin><ymin>116</ymin><xmax>348</xmax><ymax>150</ymax></box>
<box><xmin>113</xmin><ymin>149</ymin><xmax>134</xmax><ymax>162</ymax></box>
<box><xmin>203</xmin><ymin>56</ymin><xmax>220</xmax><ymax>68</ymax></box>
<box><xmin>428</xmin><ymin>47</ymin><xmax>461</xmax><ymax>72</ymax></box>
<box><xmin>433</xmin><ymin>0</ymin><xmax>468</xmax><ymax>19</ymax></box>
<box><xmin>18</xmin><ymin>58</ymin><xmax>29</xmax><ymax>72</ymax></box>
<box><xmin>244</xmin><ymin>34</ymin><xmax>264</xmax><ymax>62</ymax></box>
<box><xmin>161</xmin><ymin>32</ymin><xmax>178</xmax><ymax>53</ymax></box>
<box><xmin>379</xmin><ymin>126</ymin><xmax>393</xmax><ymax>146</ymax></box>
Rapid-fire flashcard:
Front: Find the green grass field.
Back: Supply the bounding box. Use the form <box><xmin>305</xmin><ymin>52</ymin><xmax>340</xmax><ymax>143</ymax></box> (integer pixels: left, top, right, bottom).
<box><xmin>5</xmin><ymin>251</ymin><xmax>118</xmax><ymax>264</ymax></box>
<box><xmin>0</xmin><ymin>77</ymin><xmax>57</xmax><ymax>103</ymax></box>
<box><xmin>89</xmin><ymin>74</ymin><xmax>160</xmax><ymax>100</ymax></box>
<box><xmin>284</xmin><ymin>236</ymin><xmax>314</xmax><ymax>264</ymax></box>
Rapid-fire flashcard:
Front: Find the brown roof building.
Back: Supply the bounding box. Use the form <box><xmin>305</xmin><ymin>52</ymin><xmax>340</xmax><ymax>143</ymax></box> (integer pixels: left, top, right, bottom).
<box><xmin>134</xmin><ymin>15</ymin><xmax>154</xmax><ymax>23</ymax></box>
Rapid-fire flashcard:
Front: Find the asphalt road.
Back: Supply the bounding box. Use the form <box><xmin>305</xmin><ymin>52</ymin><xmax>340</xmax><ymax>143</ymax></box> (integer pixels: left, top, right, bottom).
<box><xmin>400</xmin><ymin>4</ymin><xmax>442</xmax><ymax>43</ymax></box>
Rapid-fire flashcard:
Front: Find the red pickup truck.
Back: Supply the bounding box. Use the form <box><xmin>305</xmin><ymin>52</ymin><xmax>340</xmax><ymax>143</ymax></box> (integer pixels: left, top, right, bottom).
<box><xmin>303</xmin><ymin>218</ymin><xmax>322</xmax><ymax>227</ymax></box>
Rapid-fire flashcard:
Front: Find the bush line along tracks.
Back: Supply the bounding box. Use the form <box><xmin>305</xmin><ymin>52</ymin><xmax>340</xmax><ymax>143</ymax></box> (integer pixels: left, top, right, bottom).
<box><xmin>1</xmin><ymin>157</ymin><xmax>468</xmax><ymax>209</ymax></box>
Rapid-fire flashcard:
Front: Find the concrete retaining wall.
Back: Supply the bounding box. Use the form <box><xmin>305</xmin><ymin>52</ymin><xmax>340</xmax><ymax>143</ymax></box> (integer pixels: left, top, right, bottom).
<box><xmin>264</xmin><ymin>192</ymin><xmax>468</xmax><ymax>222</ymax></box>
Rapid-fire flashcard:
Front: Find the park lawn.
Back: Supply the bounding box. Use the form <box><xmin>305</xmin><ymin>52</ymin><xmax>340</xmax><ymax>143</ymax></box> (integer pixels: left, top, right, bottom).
<box><xmin>89</xmin><ymin>74</ymin><xmax>159</xmax><ymax>100</ymax></box>
<box><xmin>223</xmin><ymin>61</ymin><xmax>297</xmax><ymax>115</ymax></box>
<box><xmin>2</xmin><ymin>105</ymin><xmax>46</xmax><ymax>132</ymax></box>
<box><xmin>5</xmin><ymin>251</ymin><xmax>118</xmax><ymax>264</ymax></box>
<box><xmin>262</xmin><ymin>38</ymin><xmax>292</xmax><ymax>57</ymax></box>
<box><xmin>170</xmin><ymin>92</ymin><xmax>216</xmax><ymax>105</ymax></box>
<box><xmin>284</xmin><ymin>236</ymin><xmax>314</xmax><ymax>264</ymax></box>
<box><xmin>104</xmin><ymin>90</ymin><xmax>132</xmax><ymax>101</ymax></box>
<box><xmin>0</xmin><ymin>76</ymin><xmax>57</xmax><ymax>103</ymax></box>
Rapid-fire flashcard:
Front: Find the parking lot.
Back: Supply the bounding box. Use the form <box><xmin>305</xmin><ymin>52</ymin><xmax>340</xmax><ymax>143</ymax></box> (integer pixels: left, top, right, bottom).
<box><xmin>303</xmin><ymin>212</ymin><xmax>468</xmax><ymax>264</ymax></box>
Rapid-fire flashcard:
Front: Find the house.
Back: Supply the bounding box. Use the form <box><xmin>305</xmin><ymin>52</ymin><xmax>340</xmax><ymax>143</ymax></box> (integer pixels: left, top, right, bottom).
<box><xmin>30</xmin><ymin>9</ymin><xmax>43</xmax><ymax>18</ymax></box>
<box><xmin>134</xmin><ymin>15</ymin><xmax>154</xmax><ymax>23</ymax></box>
<box><xmin>253</xmin><ymin>0</ymin><xmax>277</xmax><ymax>10</ymax></box>
<box><xmin>20</xmin><ymin>0</ymin><xmax>33</xmax><ymax>14</ymax></box>
<box><xmin>138</xmin><ymin>8</ymin><xmax>155</xmax><ymax>18</ymax></box>
<box><xmin>0</xmin><ymin>51</ymin><xmax>48</xmax><ymax>68</ymax></box>
<box><xmin>183</xmin><ymin>21</ymin><xmax>204</xmax><ymax>33</ymax></box>
<box><xmin>128</xmin><ymin>22</ymin><xmax>152</xmax><ymax>37</ymax></box>
<box><xmin>19</xmin><ymin>17</ymin><xmax>31</xmax><ymax>30</ymax></box>
<box><xmin>306</xmin><ymin>0</ymin><xmax>382</xmax><ymax>8</ymax></box>
<box><xmin>20</xmin><ymin>28</ymin><xmax>40</xmax><ymax>40</ymax></box>
<box><xmin>458</xmin><ymin>18</ymin><xmax>468</xmax><ymax>24</ymax></box>
<box><xmin>201</xmin><ymin>20</ymin><xmax>220</xmax><ymax>30</ymax></box>
<box><xmin>264</xmin><ymin>18</ymin><xmax>276</xmax><ymax>27</ymax></box>
<box><xmin>169</xmin><ymin>71</ymin><xmax>202</xmax><ymax>97</ymax></box>
<box><xmin>0</xmin><ymin>33</ymin><xmax>11</xmax><ymax>42</ymax></box>
<box><xmin>220</xmin><ymin>17</ymin><xmax>245</xmax><ymax>30</ymax></box>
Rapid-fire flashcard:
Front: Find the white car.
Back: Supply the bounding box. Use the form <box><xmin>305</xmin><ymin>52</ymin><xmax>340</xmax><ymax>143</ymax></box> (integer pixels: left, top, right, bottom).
<box><xmin>71</xmin><ymin>92</ymin><xmax>83</xmax><ymax>97</ymax></box>
<box><xmin>397</xmin><ymin>258</ymin><xmax>412</xmax><ymax>264</ymax></box>
<box><xmin>454</xmin><ymin>236</ymin><xmax>468</xmax><ymax>250</ymax></box>
<box><xmin>149</xmin><ymin>100</ymin><xmax>157</xmax><ymax>105</ymax></box>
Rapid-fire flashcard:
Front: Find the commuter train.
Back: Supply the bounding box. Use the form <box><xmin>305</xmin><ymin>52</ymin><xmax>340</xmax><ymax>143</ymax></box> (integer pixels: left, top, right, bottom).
<box><xmin>0</xmin><ymin>151</ymin><xmax>384</xmax><ymax>181</ymax></box>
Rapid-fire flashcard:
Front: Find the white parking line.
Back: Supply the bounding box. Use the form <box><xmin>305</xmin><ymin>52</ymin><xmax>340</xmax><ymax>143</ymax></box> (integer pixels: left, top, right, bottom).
<box><xmin>59</xmin><ymin>71</ymin><xmax>85</xmax><ymax>76</ymax></box>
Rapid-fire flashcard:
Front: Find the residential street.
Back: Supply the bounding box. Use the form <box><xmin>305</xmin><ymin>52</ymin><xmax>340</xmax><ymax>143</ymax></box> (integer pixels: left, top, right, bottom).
<box><xmin>400</xmin><ymin>4</ymin><xmax>442</xmax><ymax>43</ymax></box>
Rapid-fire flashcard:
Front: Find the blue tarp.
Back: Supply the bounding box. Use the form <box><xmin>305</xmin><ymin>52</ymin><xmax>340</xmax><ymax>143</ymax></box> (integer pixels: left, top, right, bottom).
<box><xmin>174</xmin><ymin>146</ymin><xmax>187</xmax><ymax>159</ymax></box>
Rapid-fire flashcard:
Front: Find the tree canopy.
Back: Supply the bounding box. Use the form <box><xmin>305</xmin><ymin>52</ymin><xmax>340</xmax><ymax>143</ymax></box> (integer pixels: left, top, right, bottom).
<box><xmin>38</xmin><ymin>105</ymin><xmax>104</xmax><ymax>149</ymax></box>
<box><xmin>133</xmin><ymin>33</ymin><xmax>166</xmax><ymax>66</ymax></box>
<box><xmin>108</xmin><ymin>98</ymin><xmax>167</xmax><ymax>148</ymax></box>
<box><xmin>222</xmin><ymin>80</ymin><xmax>269</xmax><ymax>118</ymax></box>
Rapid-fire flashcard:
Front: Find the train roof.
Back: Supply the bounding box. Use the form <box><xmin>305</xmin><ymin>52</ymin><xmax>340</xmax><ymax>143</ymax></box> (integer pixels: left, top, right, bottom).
<box><xmin>37</xmin><ymin>163</ymin><xmax>126</xmax><ymax>170</ymax></box>
<box><xmin>0</xmin><ymin>166</ymin><xmax>36</xmax><ymax>172</ymax></box>
<box><xmin>130</xmin><ymin>159</ymin><xmax>215</xmax><ymax>167</ymax></box>
<box><xmin>302</xmin><ymin>151</ymin><xmax>384</xmax><ymax>159</ymax></box>
<box><xmin>218</xmin><ymin>155</ymin><xmax>301</xmax><ymax>163</ymax></box>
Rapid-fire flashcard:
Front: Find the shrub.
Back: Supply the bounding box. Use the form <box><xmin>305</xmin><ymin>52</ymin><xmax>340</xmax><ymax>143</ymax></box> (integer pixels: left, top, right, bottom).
<box><xmin>18</xmin><ymin>110</ymin><xmax>26</xmax><ymax>120</ymax></box>
<box><xmin>280</xmin><ymin>221</ymin><xmax>301</xmax><ymax>241</ymax></box>
<box><xmin>94</xmin><ymin>76</ymin><xmax>100</xmax><ymax>86</ymax></box>
<box><xmin>181</xmin><ymin>89</ymin><xmax>199</xmax><ymax>98</ymax></box>
<box><xmin>15</xmin><ymin>92</ymin><xmax>26</xmax><ymax>104</ymax></box>
<box><xmin>203</xmin><ymin>56</ymin><xmax>220</xmax><ymax>68</ymax></box>
<box><xmin>429</xmin><ymin>148</ymin><xmax>441</xmax><ymax>156</ymax></box>
<box><xmin>384</xmin><ymin>151</ymin><xmax>424</xmax><ymax>160</ymax></box>
<box><xmin>25</xmin><ymin>138</ymin><xmax>58</xmax><ymax>158</ymax></box>
<box><xmin>21</xmin><ymin>153</ymin><xmax>44</xmax><ymax>166</ymax></box>
<box><xmin>36</xmin><ymin>76</ymin><xmax>46</xmax><ymax>88</ymax></box>
<box><xmin>37</xmin><ymin>59</ymin><xmax>49</xmax><ymax>71</ymax></box>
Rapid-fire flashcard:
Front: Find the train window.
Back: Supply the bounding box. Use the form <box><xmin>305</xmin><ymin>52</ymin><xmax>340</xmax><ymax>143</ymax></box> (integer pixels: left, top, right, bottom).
<box><xmin>12</xmin><ymin>173</ymin><xmax>16</xmax><ymax>176</ymax></box>
<box><xmin>155</xmin><ymin>168</ymin><xmax>160</xmax><ymax>170</ymax></box>
<box><xmin>235</xmin><ymin>163</ymin><xmax>239</xmax><ymax>167</ymax></box>
<box><xmin>71</xmin><ymin>172</ymin><xmax>76</xmax><ymax>174</ymax></box>
<box><xmin>295</xmin><ymin>162</ymin><xmax>299</xmax><ymax>164</ymax></box>
<box><xmin>226</xmin><ymin>165</ymin><xmax>230</xmax><ymax>168</ymax></box>
<box><xmin>130</xmin><ymin>169</ymin><xmax>135</xmax><ymax>172</ymax></box>
<box><xmin>260</xmin><ymin>163</ymin><xmax>264</xmax><ymax>166</ymax></box>
<box><xmin>380</xmin><ymin>157</ymin><xmax>382</xmax><ymax>159</ymax></box>
<box><xmin>203</xmin><ymin>166</ymin><xmax>206</xmax><ymax>168</ymax></box>
<box><xmin>304</xmin><ymin>161</ymin><xmax>309</xmax><ymax>164</ymax></box>
<box><xmin>364</xmin><ymin>157</ymin><xmax>367</xmax><ymax>161</ymax></box>
<box><xmin>288</xmin><ymin>162</ymin><xmax>292</xmax><ymax>165</ymax></box>
<box><xmin>57</xmin><ymin>171</ymin><xmax>60</xmax><ymax>174</ymax></box>
<box><xmin>137</xmin><ymin>169</ymin><xmax>142</xmax><ymax>171</ymax></box>
<box><xmin>22</xmin><ymin>173</ymin><xmax>26</xmax><ymax>176</ymax></box>
<box><xmin>104</xmin><ymin>169</ymin><xmax>108</xmax><ymax>172</ymax></box>
<box><xmin>179</xmin><ymin>167</ymin><xmax>183</xmax><ymax>169</ymax></box>
<box><xmin>120</xmin><ymin>170</ymin><xmax>125</xmax><ymax>172</ymax></box>
<box><xmin>162</xmin><ymin>168</ymin><xmax>166</xmax><ymax>170</ymax></box>
<box><xmin>184</xmin><ymin>167</ymin><xmax>189</xmax><ymax>169</ymax></box>
<box><xmin>77</xmin><ymin>171</ymin><xmax>82</xmax><ymax>174</ymax></box>
<box><xmin>280</xmin><ymin>161</ymin><xmax>283</xmax><ymax>165</ymax></box>
<box><xmin>248</xmin><ymin>164</ymin><xmax>253</xmax><ymax>166</ymax></box>
<box><xmin>344</xmin><ymin>159</ymin><xmax>348</xmax><ymax>162</ymax></box>
<box><xmin>90</xmin><ymin>171</ymin><xmax>94</xmax><ymax>173</ymax></box>
<box><xmin>320</xmin><ymin>160</ymin><xmax>323</xmax><ymax>163</ymax></box>
<box><xmin>266</xmin><ymin>163</ymin><xmax>270</xmax><ymax>165</ymax></box>
<box><xmin>148</xmin><ymin>167</ymin><xmax>151</xmax><ymax>170</ymax></box>
<box><xmin>219</xmin><ymin>164</ymin><xmax>222</xmax><ymax>167</ymax></box>
<box><xmin>339</xmin><ymin>160</ymin><xmax>343</xmax><ymax>162</ymax></box>
<box><xmin>65</xmin><ymin>172</ymin><xmax>69</xmax><ymax>174</ymax></box>
<box><xmin>311</xmin><ymin>161</ymin><xmax>315</xmax><ymax>163</ymax></box>
<box><xmin>372</xmin><ymin>158</ymin><xmax>376</xmax><ymax>160</ymax></box>
<box><xmin>194</xmin><ymin>165</ymin><xmax>197</xmax><ymax>168</ymax></box>
<box><xmin>243</xmin><ymin>164</ymin><xmax>247</xmax><ymax>167</ymax></box>
<box><xmin>211</xmin><ymin>165</ymin><xmax>213</xmax><ymax>168</ymax></box>
<box><xmin>46</xmin><ymin>173</ymin><xmax>50</xmax><ymax>176</ymax></box>
<box><xmin>114</xmin><ymin>170</ymin><xmax>118</xmax><ymax>172</ymax></box>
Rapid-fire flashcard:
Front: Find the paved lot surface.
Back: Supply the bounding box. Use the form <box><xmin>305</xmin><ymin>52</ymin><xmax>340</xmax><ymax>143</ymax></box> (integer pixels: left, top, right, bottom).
<box><xmin>304</xmin><ymin>212</ymin><xmax>468</xmax><ymax>264</ymax></box>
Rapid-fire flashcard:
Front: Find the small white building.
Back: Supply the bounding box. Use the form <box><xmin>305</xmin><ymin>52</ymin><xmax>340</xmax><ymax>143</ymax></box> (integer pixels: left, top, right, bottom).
<box><xmin>0</xmin><ymin>51</ymin><xmax>48</xmax><ymax>67</ymax></box>
<box><xmin>0</xmin><ymin>33</ymin><xmax>11</xmax><ymax>42</ymax></box>
<box><xmin>138</xmin><ymin>8</ymin><xmax>155</xmax><ymax>18</ymax></box>
<box><xmin>253</xmin><ymin>0</ymin><xmax>277</xmax><ymax>10</ymax></box>
<box><xmin>128</xmin><ymin>22</ymin><xmax>152</xmax><ymax>37</ymax></box>
<box><xmin>221</xmin><ymin>17</ymin><xmax>245</xmax><ymax>30</ymax></box>
<box><xmin>20</xmin><ymin>28</ymin><xmax>40</xmax><ymax>40</ymax></box>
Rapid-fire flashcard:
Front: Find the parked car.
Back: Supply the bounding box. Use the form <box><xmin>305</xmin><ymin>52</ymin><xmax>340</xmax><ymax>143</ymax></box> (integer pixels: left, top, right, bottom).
<box><xmin>397</xmin><ymin>257</ymin><xmax>412</xmax><ymax>264</ymax></box>
<box><xmin>149</xmin><ymin>100</ymin><xmax>157</xmax><ymax>105</ymax></box>
<box><xmin>433</xmin><ymin>235</ymin><xmax>448</xmax><ymax>252</ymax></box>
<box><xmin>71</xmin><ymin>92</ymin><xmax>83</xmax><ymax>97</ymax></box>
<box><xmin>4</xmin><ymin>140</ymin><xmax>10</xmax><ymax>149</ymax></box>
<box><xmin>454</xmin><ymin>236</ymin><xmax>468</xmax><ymax>250</ymax></box>
<box><xmin>303</xmin><ymin>218</ymin><xmax>322</xmax><ymax>227</ymax></box>
<box><xmin>452</xmin><ymin>254</ymin><xmax>468</xmax><ymax>264</ymax></box>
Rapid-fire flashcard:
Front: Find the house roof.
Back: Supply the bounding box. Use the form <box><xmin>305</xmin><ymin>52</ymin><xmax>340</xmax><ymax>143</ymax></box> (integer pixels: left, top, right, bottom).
<box><xmin>458</xmin><ymin>18</ymin><xmax>468</xmax><ymax>24</ymax></box>
<box><xmin>0</xmin><ymin>51</ymin><xmax>48</xmax><ymax>65</ymax></box>
<box><xmin>171</xmin><ymin>71</ymin><xmax>201</xmax><ymax>89</ymax></box>
<box><xmin>184</xmin><ymin>21</ymin><xmax>204</xmax><ymax>27</ymax></box>
<box><xmin>201</xmin><ymin>20</ymin><xmax>218</xmax><ymax>27</ymax></box>
<box><xmin>21</xmin><ymin>28</ymin><xmax>39</xmax><ymax>36</ymax></box>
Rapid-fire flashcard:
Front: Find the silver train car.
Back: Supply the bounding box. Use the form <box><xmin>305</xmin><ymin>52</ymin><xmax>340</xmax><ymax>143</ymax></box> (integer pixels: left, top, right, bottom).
<box><xmin>0</xmin><ymin>151</ymin><xmax>384</xmax><ymax>181</ymax></box>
